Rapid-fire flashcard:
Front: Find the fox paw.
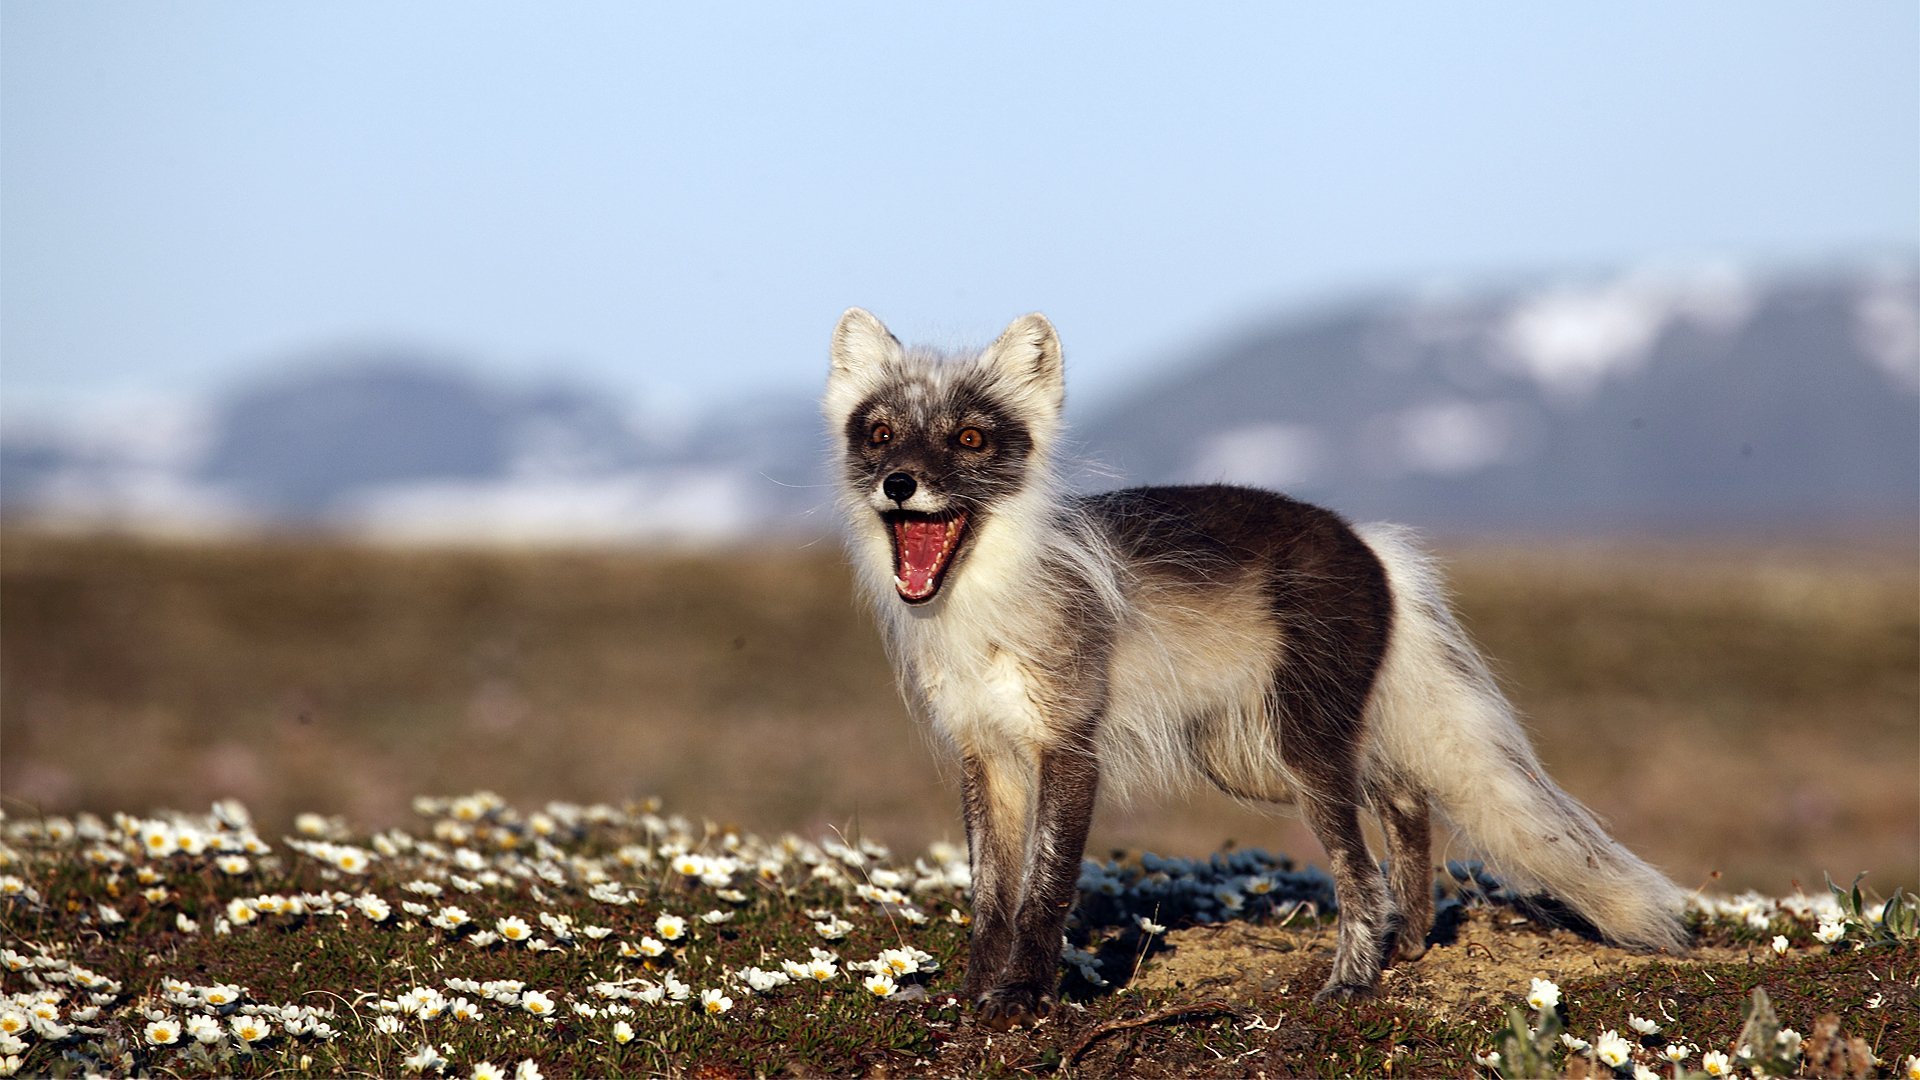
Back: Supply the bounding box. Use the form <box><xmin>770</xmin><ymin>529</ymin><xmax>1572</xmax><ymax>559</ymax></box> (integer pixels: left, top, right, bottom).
<box><xmin>975</xmin><ymin>985</ymin><xmax>1055</xmax><ymax>1031</ymax></box>
<box><xmin>1313</xmin><ymin>981</ymin><xmax>1376</xmax><ymax>1005</ymax></box>
<box><xmin>1391</xmin><ymin>933</ymin><xmax>1429</xmax><ymax>963</ymax></box>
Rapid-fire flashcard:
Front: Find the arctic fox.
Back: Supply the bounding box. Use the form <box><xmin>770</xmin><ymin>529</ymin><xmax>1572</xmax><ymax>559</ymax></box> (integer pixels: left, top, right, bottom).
<box><xmin>824</xmin><ymin>308</ymin><xmax>1687</xmax><ymax>1029</ymax></box>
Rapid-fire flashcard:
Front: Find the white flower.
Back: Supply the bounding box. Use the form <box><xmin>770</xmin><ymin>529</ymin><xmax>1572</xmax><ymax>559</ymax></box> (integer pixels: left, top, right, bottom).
<box><xmin>1474</xmin><ymin>1050</ymin><xmax>1501</xmax><ymax>1068</ymax></box>
<box><xmin>403</xmin><ymin>1043</ymin><xmax>448</xmax><ymax>1074</ymax></box>
<box><xmin>520</xmin><ymin>991</ymin><xmax>555</xmax><ymax>1017</ymax></box>
<box><xmin>217</xmin><ymin>855</ymin><xmax>250</xmax><ymax>876</ymax></box>
<box><xmin>141</xmin><ymin>821</ymin><xmax>176</xmax><ymax>856</ymax></box>
<box><xmin>611</xmin><ymin>1020</ymin><xmax>635</xmax><ymax>1044</ymax></box>
<box><xmin>699</xmin><ymin>989</ymin><xmax>733</xmax><ymax>1017</ymax></box>
<box><xmin>805</xmin><ymin>959</ymin><xmax>838</xmax><ymax>982</ymax></box>
<box><xmin>226</xmin><ymin>897</ymin><xmax>259</xmax><ymax>925</ymax></box>
<box><xmin>496</xmin><ymin>916</ymin><xmax>531</xmax><ymax>942</ymax></box>
<box><xmin>1815</xmin><ymin>919</ymin><xmax>1846</xmax><ymax>943</ymax></box>
<box><xmin>737</xmin><ymin>967</ymin><xmax>789</xmax><ymax>993</ymax></box>
<box><xmin>514</xmin><ymin>1060</ymin><xmax>542</xmax><ymax>1080</ymax></box>
<box><xmin>1596</xmin><ymin>1029</ymin><xmax>1633</xmax><ymax>1068</ymax></box>
<box><xmin>231</xmin><ymin>1014</ymin><xmax>272</xmax><ymax>1043</ymax></box>
<box><xmin>536</xmin><ymin>914</ymin><xmax>576</xmax><ymax>945</ymax></box>
<box><xmin>470</xmin><ymin>1063</ymin><xmax>504</xmax><ymax>1080</ymax></box>
<box><xmin>375</xmin><ymin>1014</ymin><xmax>404</xmax><ymax>1036</ymax></box>
<box><xmin>1627</xmin><ymin>1014</ymin><xmax>1659</xmax><ymax>1035</ymax></box>
<box><xmin>1663</xmin><ymin>1043</ymin><xmax>1691</xmax><ymax>1064</ymax></box>
<box><xmin>356</xmin><ymin>894</ymin><xmax>393</xmax><ymax>922</ymax></box>
<box><xmin>1701</xmin><ymin>1051</ymin><xmax>1732</xmax><ymax>1077</ymax></box>
<box><xmin>876</xmin><ymin>948</ymin><xmax>920</xmax><ymax>977</ymax></box>
<box><xmin>1633</xmin><ymin>1066</ymin><xmax>1659</xmax><ymax>1080</ymax></box>
<box><xmin>1526</xmin><ymin>977</ymin><xmax>1560</xmax><ymax>1012</ymax></box>
<box><xmin>406</xmin><ymin>989</ymin><xmax>448</xmax><ymax>1020</ymax></box>
<box><xmin>862</xmin><ymin>974</ymin><xmax>898</xmax><ymax>999</ymax></box>
<box><xmin>631</xmin><ymin>936</ymin><xmax>668</xmax><ymax>958</ymax></box>
<box><xmin>1771</xmin><ymin>934</ymin><xmax>1789</xmax><ymax>954</ymax></box>
<box><xmin>24</xmin><ymin>1002</ymin><xmax>60</xmax><ymax>1032</ymax></box>
<box><xmin>144</xmin><ymin>1018</ymin><xmax>182</xmax><ymax>1045</ymax></box>
<box><xmin>698</xmin><ymin>910</ymin><xmax>733</xmax><ymax>925</ymax></box>
<box><xmin>1136</xmin><ymin>915</ymin><xmax>1167</xmax><ymax>935</ymax></box>
<box><xmin>203</xmin><ymin>984</ymin><xmax>242</xmax><ymax>1008</ymax></box>
<box><xmin>1903</xmin><ymin>1054</ymin><xmax>1920</xmax><ymax>1080</ymax></box>
<box><xmin>186</xmin><ymin>1014</ymin><xmax>224</xmax><ymax>1045</ymax></box>
<box><xmin>813</xmin><ymin>916</ymin><xmax>853</xmax><ymax>941</ymax></box>
<box><xmin>654</xmin><ymin>914</ymin><xmax>686</xmax><ymax>941</ymax></box>
<box><xmin>1560</xmin><ymin>1033</ymin><xmax>1590</xmax><ymax>1052</ymax></box>
<box><xmin>587</xmin><ymin>883</ymin><xmax>633</xmax><ymax>905</ymax></box>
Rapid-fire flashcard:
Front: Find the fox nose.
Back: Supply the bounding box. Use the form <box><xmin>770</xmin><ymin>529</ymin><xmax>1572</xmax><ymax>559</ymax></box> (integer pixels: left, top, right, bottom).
<box><xmin>882</xmin><ymin>472</ymin><xmax>917</xmax><ymax>504</ymax></box>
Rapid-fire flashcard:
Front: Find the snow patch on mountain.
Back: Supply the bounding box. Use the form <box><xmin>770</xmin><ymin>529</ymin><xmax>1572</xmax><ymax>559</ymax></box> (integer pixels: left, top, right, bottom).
<box><xmin>1495</xmin><ymin>263</ymin><xmax>1757</xmax><ymax>402</ymax></box>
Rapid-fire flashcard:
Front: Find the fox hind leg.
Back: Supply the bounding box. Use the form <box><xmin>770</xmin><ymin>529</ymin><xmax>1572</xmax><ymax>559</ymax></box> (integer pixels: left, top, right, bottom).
<box><xmin>1276</xmin><ymin>688</ymin><xmax>1394</xmax><ymax>1000</ymax></box>
<box><xmin>1294</xmin><ymin>782</ymin><xmax>1394</xmax><ymax>1001</ymax></box>
<box><xmin>1368</xmin><ymin>771</ymin><xmax>1435</xmax><ymax>963</ymax></box>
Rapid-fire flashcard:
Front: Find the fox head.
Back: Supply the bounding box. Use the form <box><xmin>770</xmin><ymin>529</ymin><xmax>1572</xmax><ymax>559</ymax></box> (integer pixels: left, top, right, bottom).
<box><xmin>825</xmin><ymin>308</ymin><xmax>1066</xmax><ymax>605</ymax></box>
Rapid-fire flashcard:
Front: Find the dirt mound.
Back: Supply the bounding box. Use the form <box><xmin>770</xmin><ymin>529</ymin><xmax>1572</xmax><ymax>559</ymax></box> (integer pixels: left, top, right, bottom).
<box><xmin>1132</xmin><ymin>908</ymin><xmax>1767</xmax><ymax>1023</ymax></box>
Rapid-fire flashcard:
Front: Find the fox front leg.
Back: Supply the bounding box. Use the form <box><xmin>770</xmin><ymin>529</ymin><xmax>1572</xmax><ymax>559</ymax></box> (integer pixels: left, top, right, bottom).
<box><xmin>974</xmin><ymin>742</ymin><xmax>1099</xmax><ymax>1031</ymax></box>
<box><xmin>959</xmin><ymin>752</ymin><xmax>1028</xmax><ymax>1002</ymax></box>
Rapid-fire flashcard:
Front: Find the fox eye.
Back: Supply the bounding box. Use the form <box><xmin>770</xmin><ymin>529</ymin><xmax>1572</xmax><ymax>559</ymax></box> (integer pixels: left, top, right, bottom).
<box><xmin>956</xmin><ymin>427</ymin><xmax>987</xmax><ymax>450</ymax></box>
<box><xmin>868</xmin><ymin>422</ymin><xmax>893</xmax><ymax>446</ymax></box>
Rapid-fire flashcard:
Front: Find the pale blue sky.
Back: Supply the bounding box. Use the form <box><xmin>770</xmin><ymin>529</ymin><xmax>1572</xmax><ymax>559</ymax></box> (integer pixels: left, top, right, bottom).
<box><xmin>4</xmin><ymin>2</ymin><xmax>1916</xmax><ymax>422</ymax></box>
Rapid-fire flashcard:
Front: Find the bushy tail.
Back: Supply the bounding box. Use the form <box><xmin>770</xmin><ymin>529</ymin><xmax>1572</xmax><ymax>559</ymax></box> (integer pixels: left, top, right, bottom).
<box><xmin>1357</xmin><ymin>524</ymin><xmax>1689</xmax><ymax>951</ymax></box>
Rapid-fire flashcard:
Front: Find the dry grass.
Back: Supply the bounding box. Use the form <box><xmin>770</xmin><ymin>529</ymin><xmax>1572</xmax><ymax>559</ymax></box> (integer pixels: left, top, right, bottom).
<box><xmin>2</xmin><ymin>528</ymin><xmax>1914</xmax><ymax>894</ymax></box>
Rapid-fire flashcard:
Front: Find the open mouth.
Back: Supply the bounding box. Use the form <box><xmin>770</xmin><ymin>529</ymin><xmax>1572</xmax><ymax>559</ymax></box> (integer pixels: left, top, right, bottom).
<box><xmin>883</xmin><ymin>510</ymin><xmax>970</xmax><ymax>603</ymax></box>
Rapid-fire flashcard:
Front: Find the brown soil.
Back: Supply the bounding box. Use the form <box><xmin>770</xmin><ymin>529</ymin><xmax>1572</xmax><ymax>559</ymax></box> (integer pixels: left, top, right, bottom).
<box><xmin>1130</xmin><ymin>908</ymin><xmax>1769</xmax><ymax>1025</ymax></box>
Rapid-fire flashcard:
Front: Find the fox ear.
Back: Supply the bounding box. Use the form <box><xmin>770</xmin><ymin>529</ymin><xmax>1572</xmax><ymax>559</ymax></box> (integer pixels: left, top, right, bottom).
<box><xmin>829</xmin><ymin>307</ymin><xmax>901</xmax><ymax>387</ymax></box>
<box><xmin>982</xmin><ymin>312</ymin><xmax>1065</xmax><ymax>413</ymax></box>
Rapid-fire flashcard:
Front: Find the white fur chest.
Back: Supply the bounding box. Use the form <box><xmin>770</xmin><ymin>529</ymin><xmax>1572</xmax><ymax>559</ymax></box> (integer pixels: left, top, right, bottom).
<box><xmin>899</xmin><ymin>614</ymin><xmax>1053</xmax><ymax>756</ymax></box>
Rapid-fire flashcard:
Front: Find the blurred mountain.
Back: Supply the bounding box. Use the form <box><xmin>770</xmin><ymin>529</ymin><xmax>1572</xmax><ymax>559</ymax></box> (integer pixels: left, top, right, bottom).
<box><xmin>1079</xmin><ymin>260</ymin><xmax>1919</xmax><ymax>532</ymax></box>
<box><xmin>0</xmin><ymin>354</ymin><xmax>828</xmax><ymax>542</ymax></box>
<box><xmin>2</xmin><ymin>259</ymin><xmax>1914</xmax><ymax>541</ymax></box>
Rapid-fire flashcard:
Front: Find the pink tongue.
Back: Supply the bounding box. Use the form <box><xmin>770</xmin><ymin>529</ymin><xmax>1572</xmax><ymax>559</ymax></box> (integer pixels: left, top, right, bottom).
<box><xmin>897</xmin><ymin>519</ymin><xmax>949</xmax><ymax>595</ymax></box>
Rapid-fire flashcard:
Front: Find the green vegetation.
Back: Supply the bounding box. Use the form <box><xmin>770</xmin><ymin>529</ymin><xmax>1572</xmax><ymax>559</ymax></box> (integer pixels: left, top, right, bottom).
<box><xmin>1</xmin><ymin>795</ymin><xmax>1915</xmax><ymax>1078</ymax></box>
